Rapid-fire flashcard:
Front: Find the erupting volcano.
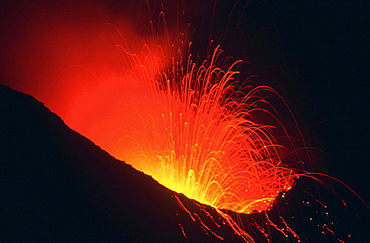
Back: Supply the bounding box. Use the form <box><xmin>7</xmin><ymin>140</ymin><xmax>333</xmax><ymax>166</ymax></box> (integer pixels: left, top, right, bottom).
<box><xmin>1</xmin><ymin>0</ymin><xmax>369</xmax><ymax>242</ymax></box>
<box><xmin>66</xmin><ymin>43</ymin><xmax>297</xmax><ymax>215</ymax></box>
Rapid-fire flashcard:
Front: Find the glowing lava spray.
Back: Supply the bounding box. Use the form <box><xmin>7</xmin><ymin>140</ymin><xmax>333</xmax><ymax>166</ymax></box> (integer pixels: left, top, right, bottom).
<box><xmin>79</xmin><ymin>40</ymin><xmax>298</xmax><ymax>214</ymax></box>
<box><xmin>1</xmin><ymin>1</ymin><xmax>368</xmax><ymax>242</ymax></box>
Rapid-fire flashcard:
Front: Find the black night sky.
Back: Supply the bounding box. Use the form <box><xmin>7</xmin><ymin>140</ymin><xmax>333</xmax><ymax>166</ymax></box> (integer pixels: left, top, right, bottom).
<box><xmin>193</xmin><ymin>0</ymin><xmax>370</xmax><ymax>204</ymax></box>
<box><xmin>1</xmin><ymin>0</ymin><xmax>369</xmax><ymax>242</ymax></box>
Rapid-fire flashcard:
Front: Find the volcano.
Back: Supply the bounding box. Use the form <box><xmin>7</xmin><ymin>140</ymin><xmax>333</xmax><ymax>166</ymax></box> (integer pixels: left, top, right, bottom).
<box><xmin>2</xmin><ymin>84</ymin><xmax>369</xmax><ymax>243</ymax></box>
<box><xmin>0</xmin><ymin>84</ymin><xmax>247</xmax><ymax>242</ymax></box>
<box><xmin>1</xmin><ymin>1</ymin><xmax>369</xmax><ymax>242</ymax></box>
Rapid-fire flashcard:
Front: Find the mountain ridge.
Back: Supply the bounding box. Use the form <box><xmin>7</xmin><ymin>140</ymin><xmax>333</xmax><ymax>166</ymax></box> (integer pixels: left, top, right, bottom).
<box><xmin>0</xmin><ymin>84</ymin><xmax>242</xmax><ymax>242</ymax></box>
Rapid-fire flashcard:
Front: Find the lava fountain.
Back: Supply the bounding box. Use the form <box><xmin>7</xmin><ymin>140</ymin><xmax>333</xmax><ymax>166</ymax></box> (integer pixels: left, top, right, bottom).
<box><xmin>63</xmin><ymin>24</ymin><xmax>298</xmax><ymax>215</ymax></box>
<box><xmin>2</xmin><ymin>0</ymin><xmax>367</xmax><ymax>242</ymax></box>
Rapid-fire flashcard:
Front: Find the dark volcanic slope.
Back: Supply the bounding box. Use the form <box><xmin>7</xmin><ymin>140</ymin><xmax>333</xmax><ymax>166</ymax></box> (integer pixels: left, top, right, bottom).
<box><xmin>2</xmin><ymin>85</ymin><xmax>369</xmax><ymax>243</ymax></box>
<box><xmin>0</xmin><ymin>85</ymin><xmax>242</xmax><ymax>242</ymax></box>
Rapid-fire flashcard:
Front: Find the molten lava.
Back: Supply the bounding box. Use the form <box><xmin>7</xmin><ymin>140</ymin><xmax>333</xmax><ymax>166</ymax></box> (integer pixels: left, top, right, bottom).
<box><xmin>2</xmin><ymin>1</ymin><xmax>368</xmax><ymax>242</ymax></box>
<box><xmin>0</xmin><ymin>0</ymin><xmax>297</xmax><ymax>215</ymax></box>
<box><xmin>65</xmin><ymin>41</ymin><xmax>296</xmax><ymax>214</ymax></box>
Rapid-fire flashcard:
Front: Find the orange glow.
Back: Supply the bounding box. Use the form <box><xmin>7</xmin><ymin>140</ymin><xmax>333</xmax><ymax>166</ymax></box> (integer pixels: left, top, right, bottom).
<box><xmin>2</xmin><ymin>2</ymin><xmax>367</xmax><ymax>242</ymax></box>
<box><xmin>64</xmin><ymin>33</ymin><xmax>297</xmax><ymax>214</ymax></box>
<box><xmin>0</xmin><ymin>0</ymin><xmax>297</xmax><ymax>216</ymax></box>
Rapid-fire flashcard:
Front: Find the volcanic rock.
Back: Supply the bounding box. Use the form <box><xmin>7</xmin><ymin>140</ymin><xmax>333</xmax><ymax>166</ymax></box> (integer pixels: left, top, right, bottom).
<box><xmin>0</xmin><ymin>85</ymin><xmax>242</xmax><ymax>242</ymax></box>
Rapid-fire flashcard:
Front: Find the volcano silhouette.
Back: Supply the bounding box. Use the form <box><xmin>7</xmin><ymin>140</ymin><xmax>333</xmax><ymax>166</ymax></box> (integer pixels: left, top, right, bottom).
<box><xmin>0</xmin><ymin>85</ymin><xmax>246</xmax><ymax>242</ymax></box>
<box><xmin>1</xmin><ymin>85</ymin><xmax>369</xmax><ymax>242</ymax></box>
